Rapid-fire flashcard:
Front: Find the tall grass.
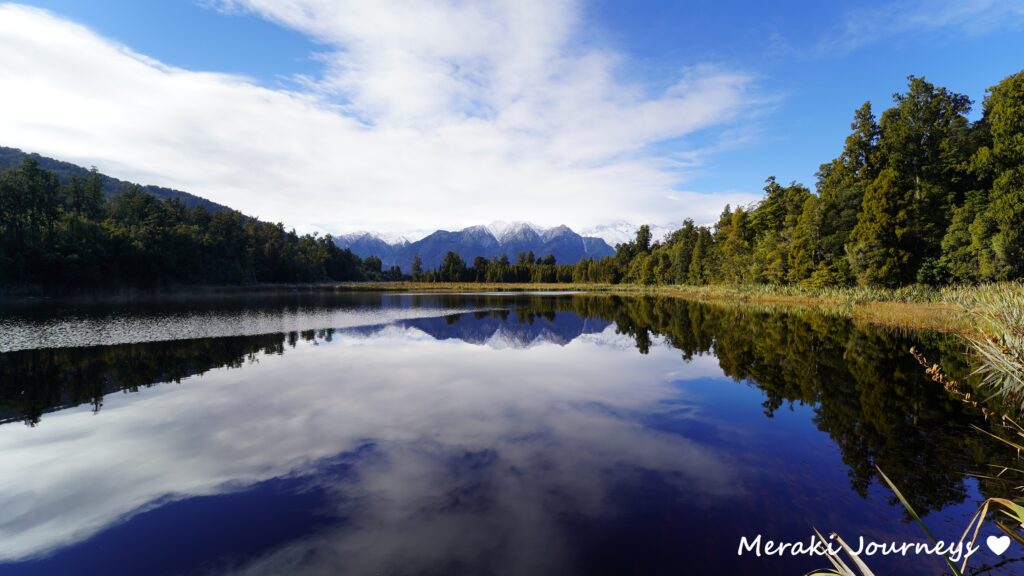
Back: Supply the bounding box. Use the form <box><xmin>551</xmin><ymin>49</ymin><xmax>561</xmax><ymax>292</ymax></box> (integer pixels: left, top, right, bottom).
<box><xmin>813</xmin><ymin>283</ymin><xmax>1024</xmax><ymax>576</ymax></box>
<box><xmin>346</xmin><ymin>279</ymin><xmax>1019</xmax><ymax>306</ymax></box>
<box><xmin>952</xmin><ymin>282</ymin><xmax>1024</xmax><ymax>407</ymax></box>
<box><xmin>654</xmin><ymin>283</ymin><xmax>948</xmax><ymax>304</ymax></box>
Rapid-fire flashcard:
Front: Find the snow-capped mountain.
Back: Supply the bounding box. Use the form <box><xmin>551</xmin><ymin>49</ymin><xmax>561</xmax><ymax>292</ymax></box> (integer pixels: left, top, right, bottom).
<box><xmin>580</xmin><ymin>221</ymin><xmax>676</xmax><ymax>247</ymax></box>
<box><xmin>333</xmin><ymin>232</ymin><xmax>409</xmax><ymax>263</ymax></box>
<box><xmin>335</xmin><ymin>224</ymin><xmax>615</xmax><ymax>272</ymax></box>
<box><xmin>486</xmin><ymin>221</ymin><xmax>535</xmax><ymax>241</ymax></box>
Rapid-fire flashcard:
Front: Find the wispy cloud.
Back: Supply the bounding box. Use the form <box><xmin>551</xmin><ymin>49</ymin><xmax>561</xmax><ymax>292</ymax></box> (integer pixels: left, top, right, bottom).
<box><xmin>0</xmin><ymin>2</ymin><xmax>763</xmax><ymax>234</ymax></box>
<box><xmin>821</xmin><ymin>0</ymin><xmax>1024</xmax><ymax>56</ymax></box>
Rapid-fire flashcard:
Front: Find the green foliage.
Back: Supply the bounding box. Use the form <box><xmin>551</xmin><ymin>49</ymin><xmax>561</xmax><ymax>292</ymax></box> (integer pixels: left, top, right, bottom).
<box><xmin>848</xmin><ymin>167</ymin><xmax>913</xmax><ymax>286</ymax></box>
<box><xmin>3</xmin><ymin>71</ymin><xmax>1022</xmax><ymax>291</ymax></box>
<box><xmin>424</xmin><ymin>69</ymin><xmax>1019</xmax><ymax>290</ymax></box>
<box><xmin>411</xmin><ymin>255</ymin><xmax>424</xmax><ymax>281</ymax></box>
<box><xmin>561</xmin><ymin>71</ymin><xmax>1022</xmax><ymax>290</ymax></box>
<box><xmin>815</xmin><ymin>102</ymin><xmax>879</xmax><ymax>275</ymax></box>
<box><xmin>954</xmin><ymin>282</ymin><xmax>1024</xmax><ymax>407</ymax></box>
<box><xmin>0</xmin><ymin>160</ymin><xmax>372</xmax><ymax>289</ymax></box>
<box><xmin>437</xmin><ymin>251</ymin><xmax>468</xmax><ymax>281</ymax></box>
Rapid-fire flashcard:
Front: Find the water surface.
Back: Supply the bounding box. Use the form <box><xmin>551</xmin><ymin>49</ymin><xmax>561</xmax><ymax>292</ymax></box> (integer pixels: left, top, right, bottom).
<box><xmin>0</xmin><ymin>292</ymin><xmax>1019</xmax><ymax>575</ymax></box>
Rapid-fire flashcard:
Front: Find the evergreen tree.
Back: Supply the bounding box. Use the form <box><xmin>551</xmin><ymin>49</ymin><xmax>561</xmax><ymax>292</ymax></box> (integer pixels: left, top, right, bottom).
<box><xmin>364</xmin><ymin>255</ymin><xmax>383</xmax><ymax>274</ymax></box>
<box><xmin>977</xmin><ymin>71</ymin><xmax>1024</xmax><ymax>277</ymax></box>
<box><xmin>635</xmin><ymin>224</ymin><xmax>653</xmax><ymax>253</ymax></box>
<box><xmin>875</xmin><ymin>76</ymin><xmax>972</xmax><ymax>273</ymax></box>
<box><xmin>816</xmin><ymin>102</ymin><xmax>879</xmax><ymax>276</ymax></box>
<box><xmin>717</xmin><ymin>208</ymin><xmax>754</xmax><ymax>283</ymax></box>
<box><xmin>788</xmin><ymin>195</ymin><xmax>820</xmax><ymax>284</ymax></box>
<box><xmin>411</xmin><ymin>255</ymin><xmax>423</xmax><ymax>280</ymax></box>
<box><xmin>439</xmin><ymin>251</ymin><xmax>467</xmax><ymax>281</ymax></box>
<box><xmin>668</xmin><ymin>219</ymin><xmax>698</xmax><ymax>284</ymax></box>
<box><xmin>848</xmin><ymin>168</ymin><xmax>912</xmax><ymax>286</ymax></box>
<box><xmin>687</xmin><ymin>227</ymin><xmax>712</xmax><ymax>284</ymax></box>
<box><xmin>472</xmin><ymin>255</ymin><xmax>489</xmax><ymax>281</ymax></box>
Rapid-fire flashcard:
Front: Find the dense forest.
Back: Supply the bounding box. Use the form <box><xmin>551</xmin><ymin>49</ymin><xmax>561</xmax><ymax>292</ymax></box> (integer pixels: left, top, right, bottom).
<box><xmin>422</xmin><ymin>71</ymin><xmax>1024</xmax><ymax>287</ymax></box>
<box><xmin>0</xmin><ymin>161</ymin><xmax>396</xmax><ymax>289</ymax></box>
<box><xmin>2</xmin><ymin>70</ymin><xmax>1021</xmax><ymax>290</ymax></box>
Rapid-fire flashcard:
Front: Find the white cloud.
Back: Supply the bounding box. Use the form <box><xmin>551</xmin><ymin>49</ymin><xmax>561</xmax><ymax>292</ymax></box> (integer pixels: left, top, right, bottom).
<box><xmin>0</xmin><ymin>325</ymin><xmax>741</xmax><ymax>563</ymax></box>
<box><xmin>0</xmin><ymin>2</ymin><xmax>762</xmax><ymax>235</ymax></box>
<box><xmin>821</xmin><ymin>0</ymin><xmax>1024</xmax><ymax>55</ymax></box>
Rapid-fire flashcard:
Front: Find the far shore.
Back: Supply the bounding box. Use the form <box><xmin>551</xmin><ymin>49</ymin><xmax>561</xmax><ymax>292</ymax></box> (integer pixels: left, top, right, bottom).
<box><xmin>4</xmin><ymin>280</ymin><xmax>1011</xmax><ymax>335</ymax></box>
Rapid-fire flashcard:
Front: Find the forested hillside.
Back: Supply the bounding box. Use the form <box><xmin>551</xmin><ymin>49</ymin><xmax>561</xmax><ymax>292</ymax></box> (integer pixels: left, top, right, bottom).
<box><xmin>0</xmin><ymin>160</ymin><xmax>379</xmax><ymax>289</ymax></box>
<box><xmin>0</xmin><ymin>147</ymin><xmax>231</xmax><ymax>214</ymax></box>
<box><xmin>420</xmin><ymin>71</ymin><xmax>1022</xmax><ymax>286</ymax></box>
<box><xmin>602</xmin><ymin>72</ymin><xmax>1023</xmax><ymax>287</ymax></box>
<box><xmin>3</xmin><ymin>71</ymin><xmax>1021</xmax><ymax>290</ymax></box>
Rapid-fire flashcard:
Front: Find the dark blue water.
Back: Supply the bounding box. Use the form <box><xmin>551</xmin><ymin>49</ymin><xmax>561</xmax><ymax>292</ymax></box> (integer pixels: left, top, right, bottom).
<box><xmin>0</xmin><ymin>292</ymin><xmax>1020</xmax><ymax>575</ymax></box>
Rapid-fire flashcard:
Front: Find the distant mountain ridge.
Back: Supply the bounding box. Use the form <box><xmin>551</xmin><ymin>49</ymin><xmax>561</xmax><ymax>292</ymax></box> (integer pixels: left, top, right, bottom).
<box><xmin>2</xmin><ymin>147</ymin><xmax>643</xmax><ymax>274</ymax></box>
<box><xmin>337</xmin><ymin>221</ymin><xmax>615</xmax><ymax>272</ymax></box>
<box><xmin>580</xmin><ymin>220</ymin><xmax>676</xmax><ymax>246</ymax></box>
<box><xmin>0</xmin><ymin>146</ymin><xmax>230</xmax><ymax>213</ymax></box>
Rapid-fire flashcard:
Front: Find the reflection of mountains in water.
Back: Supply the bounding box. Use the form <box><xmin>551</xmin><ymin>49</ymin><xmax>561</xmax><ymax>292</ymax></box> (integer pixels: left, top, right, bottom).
<box><xmin>6</xmin><ymin>294</ymin><xmax>1020</xmax><ymax>520</ymax></box>
<box><xmin>395</xmin><ymin>310</ymin><xmax>612</xmax><ymax>348</ymax></box>
<box><xmin>0</xmin><ymin>311</ymin><xmax>608</xmax><ymax>426</ymax></box>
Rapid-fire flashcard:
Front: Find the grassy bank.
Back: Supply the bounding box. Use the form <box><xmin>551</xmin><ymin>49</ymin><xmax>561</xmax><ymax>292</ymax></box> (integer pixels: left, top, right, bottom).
<box><xmin>6</xmin><ymin>279</ymin><xmax>1020</xmax><ymax>335</ymax></box>
<box><xmin>339</xmin><ymin>281</ymin><xmax>1024</xmax><ymax>334</ymax></box>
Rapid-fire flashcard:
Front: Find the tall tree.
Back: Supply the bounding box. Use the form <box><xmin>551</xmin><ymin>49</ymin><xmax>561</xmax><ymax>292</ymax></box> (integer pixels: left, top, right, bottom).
<box><xmin>976</xmin><ymin>70</ymin><xmax>1024</xmax><ymax>277</ymax></box>
<box><xmin>411</xmin><ymin>255</ymin><xmax>423</xmax><ymax>280</ymax></box>
<box><xmin>788</xmin><ymin>195</ymin><xmax>821</xmax><ymax>284</ymax></box>
<box><xmin>687</xmin><ymin>227</ymin><xmax>712</xmax><ymax>284</ymax></box>
<box><xmin>848</xmin><ymin>167</ymin><xmax>912</xmax><ymax>286</ymax></box>
<box><xmin>816</xmin><ymin>102</ymin><xmax>880</xmax><ymax>279</ymax></box>
<box><xmin>439</xmin><ymin>251</ymin><xmax>467</xmax><ymax>282</ymax></box>
<box><xmin>874</xmin><ymin>76</ymin><xmax>972</xmax><ymax>274</ymax></box>
<box><xmin>668</xmin><ymin>219</ymin><xmax>698</xmax><ymax>284</ymax></box>
<box><xmin>635</xmin><ymin>224</ymin><xmax>652</xmax><ymax>254</ymax></box>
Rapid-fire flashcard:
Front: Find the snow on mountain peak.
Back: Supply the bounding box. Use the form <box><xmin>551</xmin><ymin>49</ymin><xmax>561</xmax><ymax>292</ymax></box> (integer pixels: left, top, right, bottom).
<box><xmin>374</xmin><ymin>232</ymin><xmax>413</xmax><ymax>245</ymax></box>
<box><xmin>581</xmin><ymin>222</ymin><xmax>676</xmax><ymax>246</ymax></box>
<box><xmin>540</xmin><ymin>224</ymin><xmax>573</xmax><ymax>242</ymax></box>
<box><xmin>488</xmin><ymin>221</ymin><xmax>546</xmax><ymax>243</ymax></box>
<box><xmin>460</xmin><ymin>225</ymin><xmax>499</xmax><ymax>242</ymax></box>
<box><xmin>485</xmin><ymin>218</ymin><xmax>544</xmax><ymax>238</ymax></box>
<box><xmin>338</xmin><ymin>231</ymin><xmax>411</xmax><ymax>246</ymax></box>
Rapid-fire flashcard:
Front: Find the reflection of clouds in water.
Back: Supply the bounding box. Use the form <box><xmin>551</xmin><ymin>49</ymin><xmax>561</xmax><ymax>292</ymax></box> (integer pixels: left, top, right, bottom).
<box><xmin>0</xmin><ymin>305</ymin><xmax>481</xmax><ymax>352</ymax></box>
<box><xmin>0</xmin><ymin>327</ymin><xmax>737</xmax><ymax>570</ymax></box>
<box><xmin>578</xmin><ymin>324</ymin><xmax>665</xmax><ymax>351</ymax></box>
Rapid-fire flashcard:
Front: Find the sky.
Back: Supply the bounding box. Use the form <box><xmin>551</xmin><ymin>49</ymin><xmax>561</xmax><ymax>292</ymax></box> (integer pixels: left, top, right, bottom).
<box><xmin>0</xmin><ymin>0</ymin><xmax>1022</xmax><ymax>238</ymax></box>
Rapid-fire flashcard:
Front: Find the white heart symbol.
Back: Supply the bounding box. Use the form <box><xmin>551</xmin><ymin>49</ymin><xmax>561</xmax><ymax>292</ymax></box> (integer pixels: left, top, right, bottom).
<box><xmin>987</xmin><ymin>535</ymin><xmax>1011</xmax><ymax>555</ymax></box>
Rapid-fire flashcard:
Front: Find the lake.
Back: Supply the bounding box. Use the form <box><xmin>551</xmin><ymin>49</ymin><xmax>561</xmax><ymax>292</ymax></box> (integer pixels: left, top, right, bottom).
<box><xmin>0</xmin><ymin>292</ymin><xmax>1019</xmax><ymax>575</ymax></box>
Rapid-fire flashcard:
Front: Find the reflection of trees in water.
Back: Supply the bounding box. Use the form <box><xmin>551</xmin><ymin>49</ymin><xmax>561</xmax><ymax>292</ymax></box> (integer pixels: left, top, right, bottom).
<box><xmin>1</xmin><ymin>295</ymin><xmax>1013</xmax><ymax>512</ymax></box>
<box><xmin>565</xmin><ymin>295</ymin><xmax>1013</xmax><ymax>514</ymax></box>
<box><xmin>0</xmin><ymin>329</ymin><xmax>336</xmax><ymax>426</ymax></box>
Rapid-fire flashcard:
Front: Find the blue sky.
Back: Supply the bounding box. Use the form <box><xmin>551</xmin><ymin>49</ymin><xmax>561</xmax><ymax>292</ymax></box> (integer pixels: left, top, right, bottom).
<box><xmin>1</xmin><ymin>1</ymin><xmax>1022</xmax><ymax>236</ymax></box>
<box><xmin>586</xmin><ymin>0</ymin><xmax>1024</xmax><ymax>191</ymax></box>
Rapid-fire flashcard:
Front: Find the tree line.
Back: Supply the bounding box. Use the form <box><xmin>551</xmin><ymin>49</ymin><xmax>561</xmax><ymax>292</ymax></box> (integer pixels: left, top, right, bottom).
<box><xmin>4</xmin><ymin>292</ymin><xmax>1010</xmax><ymax>512</ymax></box>
<box><xmin>4</xmin><ymin>70</ymin><xmax>1020</xmax><ymax>289</ymax></box>
<box><xmin>0</xmin><ymin>160</ymin><xmax>394</xmax><ymax>289</ymax></box>
<box><xmin>419</xmin><ymin>71</ymin><xmax>1024</xmax><ymax>287</ymax></box>
<box><xmin>631</xmin><ymin>70</ymin><xmax>1023</xmax><ymax>287</ymax></box>
<box><xmin>411</xmin><ymin>250</ymin><xmax>596</xmax><ymax>283</ymax></box>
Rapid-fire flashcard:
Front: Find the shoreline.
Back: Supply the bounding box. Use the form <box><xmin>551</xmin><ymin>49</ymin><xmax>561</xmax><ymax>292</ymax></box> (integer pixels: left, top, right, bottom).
<box><xmin>2</xmin><ymin>280</ymin><xmax>1004</xmax><ymax>334</ymax></box>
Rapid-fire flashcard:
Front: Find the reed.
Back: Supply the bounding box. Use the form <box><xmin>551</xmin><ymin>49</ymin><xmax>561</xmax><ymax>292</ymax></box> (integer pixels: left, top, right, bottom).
<box><xmin>813</xmin><ymin>286</ymin><xmax>1024</xmax><ymax>576</ymax></box>
<box><xmin>952</xmin><ymin>282</ymin><xmax>1024</xmax><ymax>407</ymax></box>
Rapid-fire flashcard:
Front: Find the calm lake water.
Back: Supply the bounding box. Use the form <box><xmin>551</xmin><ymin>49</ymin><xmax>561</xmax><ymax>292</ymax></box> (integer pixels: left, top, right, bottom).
<box><xmin>0</xmin><ymin>292</ymin><xmax>1020</xmax><ymax>575</ymax></box>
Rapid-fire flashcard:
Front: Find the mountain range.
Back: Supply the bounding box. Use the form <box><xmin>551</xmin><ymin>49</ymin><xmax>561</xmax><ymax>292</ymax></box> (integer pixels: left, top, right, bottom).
<box><xmin>344</xmin><ymin>311</ymin><xmax>614</xmax><ymax>349</ymax></box>
<box><xmin>335</xmin><ymin>221</ymin><xmax>616</xmax><ymax>272</ymax></box>
<box><xmin>2</xmin><ymin>146</ymin><xmax>669</xmax><ymax>273</ymax></box>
